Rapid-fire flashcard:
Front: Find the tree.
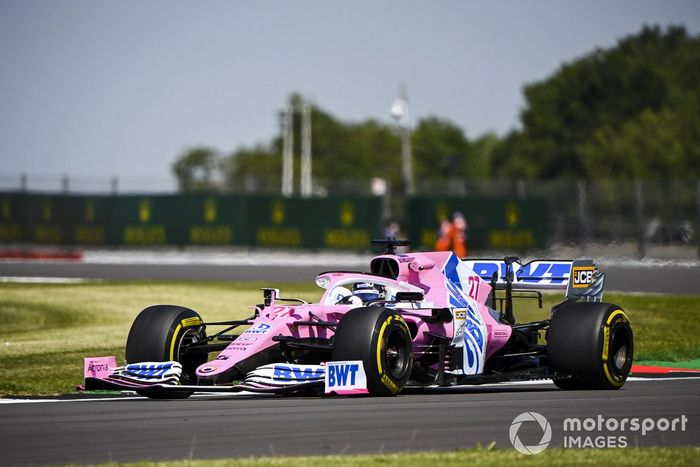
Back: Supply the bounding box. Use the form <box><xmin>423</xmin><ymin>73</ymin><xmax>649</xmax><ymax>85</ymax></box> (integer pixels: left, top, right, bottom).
<box><xmin>496</xmin><ymin>25</ymin><xmax>700</xmax><ymax>180</ymax></box>
<box><xmin>221</xmin><ymin>99</ymin><xmax>403</xmax><ymax>195</ymax></box>
<box><xmin>217</xmin><ymin>103</ymin><xmax>500</xmax><ymax>196</ymax></box>
<box><xmin>469</xmin><ymin>132</ymin><xmax>500</xmax><ymax>179</ymax></box>
<box><xmin>579</xmin><ymin>108</ymin><xmax>685</xmax><ymax>179</ymax></box>
<box><xmin>173</xmin><ymin>26</ymin><xmax>700</xmax><ymax>195</ymax></box>
<box><xmin>412</xmin><ymin>117</ymin><xmax>469</xmax><ymax>179</ymax></box>
<box><xmin>172</xmin><ymin>146</ymin><xmax>220</xmax><ymax>192</ymax></box>
<box><xmin>222</xmin><ymin>144</ymin><xmax>280</xmax><ymax>193</ymax></box>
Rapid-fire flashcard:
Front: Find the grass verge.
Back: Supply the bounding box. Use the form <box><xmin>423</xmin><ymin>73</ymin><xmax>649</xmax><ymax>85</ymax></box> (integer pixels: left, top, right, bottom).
<box><xmin>0</xmin><ymin>281</ymin><xmax>317</xmax><ymax>395</ymax></box>
<box><xmin>1</xmin><ymin>282</ymin><xmax>698</xmax><ymax>396</ymax></box>
<box><xmin>636</xmin><ymin>359</ymin><xmax>700</xmax><ymax>369</ymax></box>
<box><xmin>77</xmin><ymin>447</ymin><xmax>700</xmax><ymax>466</ymax></box>
<box><xmin>512</xmin><ymin>292</ymin><xmax>700</xmax><ymax>362</ymax></box>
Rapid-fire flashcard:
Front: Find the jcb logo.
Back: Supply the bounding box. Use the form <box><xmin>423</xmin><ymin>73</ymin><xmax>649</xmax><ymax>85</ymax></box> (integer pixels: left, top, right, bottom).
<box><xmin>572</xmin><ymin>267</ymin><xmax>595</xmax><ymax>288</ymax></box>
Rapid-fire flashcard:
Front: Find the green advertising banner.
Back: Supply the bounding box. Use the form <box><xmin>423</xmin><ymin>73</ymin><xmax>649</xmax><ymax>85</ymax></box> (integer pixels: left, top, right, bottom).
<box><xmin>247</xmin><ymin>196</ymin><xmax>383</xmax><ymax>249</ymax></box>
<box><xmin>0</xmin><ymin>193</ymin><xmax>114</xmax><ymax>245</ymax></box>
<box><xmin>1</xmin><ymin>192</ymin><xmax>543</xmax><ymax>251</ymax></box>
<box><xmin>0</xmin><ymin>192</ymin><xmax>383</xmax><ymax>250</ymax></box>
<box><xmin>109</xmin><ymin>195</ymin><xmax>249</xmax><ymax>246</ymax></box>
<box><xmin>21</xmin><ymin>194</ymin><xmax>68</xmax><ymax>244</ymax></box>
<box><xmin>63</xmin><ymin>195</ymin><xmax>113</xmax><ymax>245</ymax></box>
<box><xmin>407</xmin><ymin>197</ymin><xmax>548</xmax><ymax>251</ymax></box>
<box><xmin>0</xmin><ymin>193</ymin><xmax>25</xmax><ymax>243</ymax></box>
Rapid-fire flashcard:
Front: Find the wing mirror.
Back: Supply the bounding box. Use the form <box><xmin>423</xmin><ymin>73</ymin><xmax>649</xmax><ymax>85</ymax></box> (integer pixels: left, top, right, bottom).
<box><xmin>395</xmin><ymin>292</ymin><xmax>424</xmax><ymax>302</ymax></box>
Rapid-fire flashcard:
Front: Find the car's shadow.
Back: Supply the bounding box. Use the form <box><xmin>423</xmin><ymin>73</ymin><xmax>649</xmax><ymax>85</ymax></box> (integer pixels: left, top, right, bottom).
<box><xmin>404</xmin><ymin>384</ymin><xmax>562</xmax><ymax>395</ymax></box>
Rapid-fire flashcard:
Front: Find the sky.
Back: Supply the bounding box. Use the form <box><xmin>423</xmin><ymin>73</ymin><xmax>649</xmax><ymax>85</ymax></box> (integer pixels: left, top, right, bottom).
<box><xmin>1</xmin><ymin>0</ymin><xmax>699</xmax><ymax>192</ymax></box>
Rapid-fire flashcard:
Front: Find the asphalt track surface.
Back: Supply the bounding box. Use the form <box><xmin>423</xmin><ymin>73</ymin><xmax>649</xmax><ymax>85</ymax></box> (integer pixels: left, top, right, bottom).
<box><xmin>1</xmin><ymin>261</ymin><xmax>699</xmax><ymax>294</ymax></box>
<box><xmin>1</xmin><ymin>378</ymin><xmax>698</xmax><ymax>465</ymax></box>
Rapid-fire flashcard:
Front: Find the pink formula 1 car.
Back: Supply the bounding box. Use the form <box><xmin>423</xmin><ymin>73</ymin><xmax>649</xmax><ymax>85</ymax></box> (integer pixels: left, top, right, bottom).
<box><xmin>84</xmin><ymin>240</ymin><xmax>633</xmax><ymax>398</ymax></box>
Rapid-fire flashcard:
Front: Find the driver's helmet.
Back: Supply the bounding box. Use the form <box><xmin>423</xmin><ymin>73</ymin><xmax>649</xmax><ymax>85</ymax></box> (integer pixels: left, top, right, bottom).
<box><xmin>352</xmin><ymin>282</ymin><xmax>385</xmax><ymax>303</ymax></box>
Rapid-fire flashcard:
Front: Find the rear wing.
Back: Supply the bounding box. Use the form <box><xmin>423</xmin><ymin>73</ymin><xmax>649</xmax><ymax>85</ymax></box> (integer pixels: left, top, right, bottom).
<box><xmin>462</xmin><ymin>258</ymin><xmax>605</xmax><ymax>302</ymax></box>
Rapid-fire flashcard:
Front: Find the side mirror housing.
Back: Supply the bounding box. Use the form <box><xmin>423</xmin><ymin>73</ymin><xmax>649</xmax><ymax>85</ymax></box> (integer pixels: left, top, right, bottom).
<box><xmin>395</xmin><ymin>291</ymin><xmax>424</xmax><ymax>302</ymax></box>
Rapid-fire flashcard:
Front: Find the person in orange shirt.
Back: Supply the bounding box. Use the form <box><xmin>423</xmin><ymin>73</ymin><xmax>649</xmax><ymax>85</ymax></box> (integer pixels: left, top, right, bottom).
<box><xmin>435</xmin><ymin>212</ymin><xmax>468</xmax><ymax>258</ymax></box>
<box><xmin>451</xmin><ymin>212</ymin><xmax>468</xmax><ymax>258</ymax></box>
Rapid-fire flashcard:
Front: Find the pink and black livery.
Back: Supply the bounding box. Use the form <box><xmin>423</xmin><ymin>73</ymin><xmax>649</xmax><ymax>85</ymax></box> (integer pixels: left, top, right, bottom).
<box><xmin>84</xmin><ymin>239</ymin><xmax>633</xmax><ymax>398</ymax></box>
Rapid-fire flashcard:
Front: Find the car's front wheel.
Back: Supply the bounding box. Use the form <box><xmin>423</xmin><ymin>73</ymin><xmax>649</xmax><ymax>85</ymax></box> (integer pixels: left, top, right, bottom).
<box><xmin>125</xmin><ymin>305</ymin><xmax>208</xmax><ymax>398</ymax></box>
<box><xmin>332</xmin><ymin>307</ymin><xmax>413</xmax><ymax>396</ymax></box>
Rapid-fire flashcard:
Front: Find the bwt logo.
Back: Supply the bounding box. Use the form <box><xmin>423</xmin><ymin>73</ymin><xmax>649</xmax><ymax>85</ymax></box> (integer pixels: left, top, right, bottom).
<box><xmin>327</xmin><ymin>363</ymin><xmax>360</xmax><ymax>387</ymax></box>
<box><xmin>128</xmin><ymin>364</ymin><xmax>171</xmax><ymax>377</ymax></box>
<box><xmin>273</xmin><ymin>365</ymin><xmax>324</xmax><ymax>381</ymax></box>
<box><xmin>244</xmin><ymin>323</ymin><xmax>271</xmax><ymax>334</ymax></box>
<box><xmin>471</xmin><ymin>261</ymin><xmax>570</xmax><ymax>284</ymax></box>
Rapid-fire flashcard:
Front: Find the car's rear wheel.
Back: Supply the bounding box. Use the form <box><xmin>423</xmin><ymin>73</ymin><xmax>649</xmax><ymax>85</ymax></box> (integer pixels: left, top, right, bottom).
<box><xmin>547</xmin><ymin>302</ymin><xmax>633</xmax><ymax>390</ymax></box>
<box><xmin>125</xmin><ymin>305</ymin><xmax>208</xmax><ymax>399</ymax></box>
<box><xmin>332</xmin><ymin>307</ymin><xmax>413</xmax><ymax>396</ymax></box>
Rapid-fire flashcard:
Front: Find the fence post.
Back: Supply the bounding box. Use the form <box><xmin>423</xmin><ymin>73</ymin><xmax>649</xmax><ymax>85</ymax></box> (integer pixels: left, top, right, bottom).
<box><xmin>634</xmin><ymin>179</ymin><xmax>646</xmax><ymax>259</ymax></box>
<box><xmin>281</xmin><ymin>102</ymin><xmax>294</xmax><ymax>198</ymax></box>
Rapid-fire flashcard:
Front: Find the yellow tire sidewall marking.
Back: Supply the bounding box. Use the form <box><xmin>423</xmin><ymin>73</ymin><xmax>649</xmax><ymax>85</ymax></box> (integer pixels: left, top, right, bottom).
<box><xmin>376</xmin><ymin>314</ymin><xmax>411</xmax><ymax>392</ymax></box>
<box><xmin>376</xmin><ymin>316</ymin><xmax>392</xmax><ymax>376</ymax></box>
<box><xmin>169</xmin><ymin>317</ymin><xmax>201</xmax><ymax>361</ymax></box>
<box><xmin>602</xmin><ymin>310</ymin><xmax>628</xmax><ymax>387</ymax></box>
<box><xmin>180</xmin><ymin>316</ymin><xmax>202</xmax><ymax>328</ymax></box>
<box><xmin>169</xmin><ymin>323</ymin><xmax>183</xmax><ymax>361</ymax></box>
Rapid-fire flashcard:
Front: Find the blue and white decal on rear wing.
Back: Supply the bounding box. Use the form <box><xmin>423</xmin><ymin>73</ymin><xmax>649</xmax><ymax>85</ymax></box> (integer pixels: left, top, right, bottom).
<box><xmin>464</xmin><ymin>259</ymin><xmax>572</xmax><ymax>289</ymax></box>
<box><xmin>463</xmin><ymin>259</ymin><xmax>605</xmax><ymax>301</ymax></box>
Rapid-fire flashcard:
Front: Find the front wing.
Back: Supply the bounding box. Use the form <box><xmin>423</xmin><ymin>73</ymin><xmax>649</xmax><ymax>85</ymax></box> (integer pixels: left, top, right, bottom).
<box><xmin>81</xmin><ymin>358</ymin><xmax>567</xmax><ymax>397</ymax></box>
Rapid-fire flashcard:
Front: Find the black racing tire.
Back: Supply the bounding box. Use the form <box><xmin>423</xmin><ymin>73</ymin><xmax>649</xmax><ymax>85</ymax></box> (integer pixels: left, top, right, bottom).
<box><xmin>332</xmin><ymin>307</ymin><xmax>413</xmax><ymax>396</ymax></box>
<box><xmin>125</xmin><ymin>305</ymin><xmax>208</xmax><ymax>399</ymax></box>
<box><xmin>547</xmin><ymin>302</ymin><xmax>633</xmax><ymax>390</ymax></box>
<box><xmin>550</xmin><ymin>377</ymin><xmax>579</xmax><ymax>390</ymax></box>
